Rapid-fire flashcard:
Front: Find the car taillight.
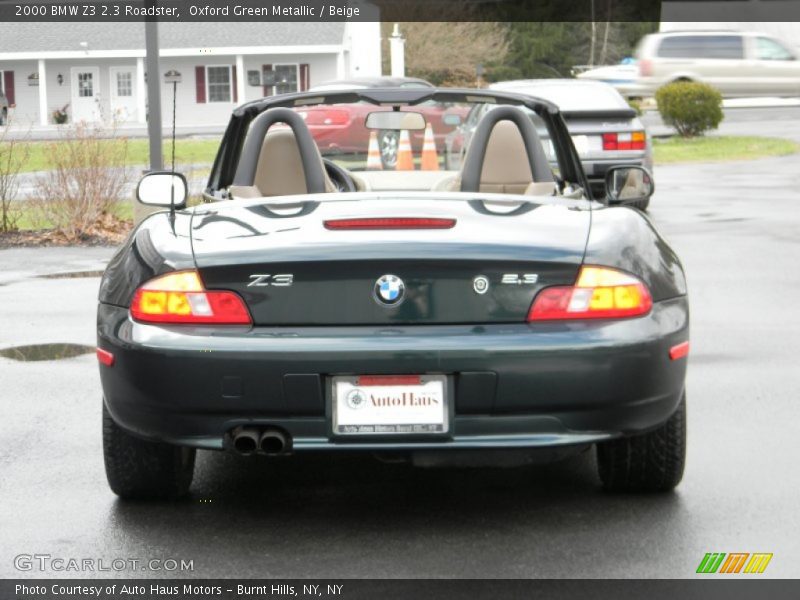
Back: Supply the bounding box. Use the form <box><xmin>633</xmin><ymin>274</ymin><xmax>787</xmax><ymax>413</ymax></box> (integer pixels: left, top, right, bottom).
<box><xmin>527</xmin><ymin>266</ymin><xmax>653</xmax><ymax>321</ymax></box>
<box><xmin>324</xmin><ymin>217</ymin><xmax>456</xmax><ymax>230</ymax></box>
<box><xmin>639</xmin><ymin>58</ymin><xmax>652</xmax><ymax>77</ymax></box>
<box><xmin>602</xmin><ymin>131</ymin><xmax>646</xmax><ymax>151</ymax></box>
<box><xmin>130</xmin><ymin>271</ymin><xmax>251</xmax><ymax>325</ymax></box>
<box><xmin>301</xmin><ymin>109</ymin><xmax>350</xmax><ymax>126</ymax></box>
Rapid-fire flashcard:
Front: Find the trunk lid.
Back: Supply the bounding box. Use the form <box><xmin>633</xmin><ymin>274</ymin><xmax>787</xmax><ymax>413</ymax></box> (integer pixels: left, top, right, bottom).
<box><xmin>191</xmin><ymin>194</ymin><xmax>590</xmax><ymax>325</ymax></box>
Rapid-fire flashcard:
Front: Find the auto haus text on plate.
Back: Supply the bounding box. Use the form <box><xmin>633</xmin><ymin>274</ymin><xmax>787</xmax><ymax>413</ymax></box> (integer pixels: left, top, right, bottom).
<box><xmin>189</xmin><ymin>4</ymin><xmax>361</xmax><ymax>17</ymax></box>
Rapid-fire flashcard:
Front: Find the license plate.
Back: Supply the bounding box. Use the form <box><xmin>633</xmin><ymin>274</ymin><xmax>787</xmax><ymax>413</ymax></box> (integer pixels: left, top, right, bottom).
<box><xmin>331</xmin><ymin>375</ymin><xmax>448</xmax><ymax>436</ymax></box>
<box><xmin>571</xmin><ymin>135</ymin><xmax>590</xmax><ymax>157</ymax></box>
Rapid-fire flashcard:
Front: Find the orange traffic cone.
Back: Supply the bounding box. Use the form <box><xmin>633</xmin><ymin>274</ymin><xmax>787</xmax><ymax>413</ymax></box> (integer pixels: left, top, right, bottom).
<box><xmin>366</xmin><ymin>131</ymin><xmax>383</xmax><ymax>170</ymax></box>
<box><xmin>395</xmin><ymin>130</ymin><xmax>414</xmax><ymax>171</ymax></box>
<box><xmin>420</xmin><ymin>124</ymin><xmax>439</xmax><ymax>171</ymax></box>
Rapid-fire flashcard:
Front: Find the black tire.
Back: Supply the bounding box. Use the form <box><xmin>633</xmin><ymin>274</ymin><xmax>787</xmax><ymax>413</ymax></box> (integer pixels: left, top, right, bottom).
<box><xmin>597</xmin><ymin>394</ymin><xmax>686</xmax><ymax>492</ymax></box>
<box><xmin>103</xmin><ymin>402</ymin><xmax>195</xmax><ymax>500</ymax></box>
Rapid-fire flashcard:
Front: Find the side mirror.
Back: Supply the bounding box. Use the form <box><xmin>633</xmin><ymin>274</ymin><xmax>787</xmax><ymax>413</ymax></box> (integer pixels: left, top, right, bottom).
<box><xmin>605</xmin><ymin>166</ymin><xmax>654</xmax><ymax>205</ymax></box>
<box><xmin>136</xmin><ymin>171</ymin><xmax>188</xmax><ymax>209</ymax></box>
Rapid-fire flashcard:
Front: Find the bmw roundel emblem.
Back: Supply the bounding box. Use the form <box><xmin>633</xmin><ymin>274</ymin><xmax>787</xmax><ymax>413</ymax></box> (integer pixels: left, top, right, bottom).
<box><xmin>374</xmin><ymin>274</ymin><xmax>405</xmax><ymax>306</ymax></box>
<box><xmin>346</xmin><ymin>388</ymin><xmax>367</xmax><ymax>410</ymax></box>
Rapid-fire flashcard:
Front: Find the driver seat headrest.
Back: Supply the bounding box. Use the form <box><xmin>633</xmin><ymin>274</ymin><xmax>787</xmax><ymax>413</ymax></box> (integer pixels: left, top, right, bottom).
<box><xmin>458</xmin><ymin>107</ymin><xmax>555</xmax><ymax>196</ymax></box>
<box><xmin>229</xmin><ymin>108</ymin><xmax>336</xmax><ymax>199</ymax></box>
<box><xmin>249</xmin><ymin>129</ymin><xmax>335</xmax><ymax>197</ymax></box>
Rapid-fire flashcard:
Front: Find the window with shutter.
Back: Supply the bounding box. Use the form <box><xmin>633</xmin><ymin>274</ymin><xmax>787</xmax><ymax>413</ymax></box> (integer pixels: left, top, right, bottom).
<box><xmin>206</xmin><ymin>66</ymin><xmax>232</xmax><ymax>103</ymax></box>
<box><xmin>273</xmin><ymin>64</ymin><xmax>299</xmax><ymax>95</ymax></box>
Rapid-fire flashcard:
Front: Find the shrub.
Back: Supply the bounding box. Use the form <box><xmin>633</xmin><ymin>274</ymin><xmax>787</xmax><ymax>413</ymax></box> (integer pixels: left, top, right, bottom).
<box><xmin>656</xmin><ymin>81</ymin><xmax>723</xmax><ymax>138</ymax></box>
<box><xmin>32</xmin><ymin>122</ymin><xmax>130</xmax><ymax>242</ymax></box>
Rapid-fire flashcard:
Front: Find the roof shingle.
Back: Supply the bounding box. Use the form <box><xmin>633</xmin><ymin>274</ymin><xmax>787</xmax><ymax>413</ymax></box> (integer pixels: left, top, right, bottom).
<box><xmin>0</xmin><ymin>22</ymin><xmax>344</xmax><ymax>53</ymax></box>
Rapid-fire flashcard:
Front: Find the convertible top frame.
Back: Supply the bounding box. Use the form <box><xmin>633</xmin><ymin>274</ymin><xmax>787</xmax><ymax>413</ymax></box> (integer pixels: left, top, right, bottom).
<box><xmin>204</xmin><ymin>88</ymin><xmax>591</xmax><ymax>202</ymax></box>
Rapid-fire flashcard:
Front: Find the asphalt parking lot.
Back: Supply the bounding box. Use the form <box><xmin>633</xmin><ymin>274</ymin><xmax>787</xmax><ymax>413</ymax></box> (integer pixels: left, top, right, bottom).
<box><xmin>1</xmin><ymin>126</ymin><xmax>799</xmax><ymax>580</ymax></box>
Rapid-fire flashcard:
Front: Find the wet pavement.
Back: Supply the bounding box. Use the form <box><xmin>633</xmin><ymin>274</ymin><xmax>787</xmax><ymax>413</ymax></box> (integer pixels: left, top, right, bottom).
<box><xmin>1</xmin><ymin>154</ymin><xmax>799</xmax><ymax>578</ymax></box>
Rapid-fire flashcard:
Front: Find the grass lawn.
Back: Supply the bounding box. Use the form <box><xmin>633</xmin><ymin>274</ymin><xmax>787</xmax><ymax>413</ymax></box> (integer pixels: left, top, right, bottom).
<box><xmin>653</xmin><ymin>135</ymin><xmax>799</xmax><ymax>164</ymax></box>
<box><xmin>13</xmin><ymin>201</ymin><xmax>134</xmax><ymax>231</ymax></box>
<box><xmin>16</xmin><ymin>138</ymin><xmax>221</xmax><ymax>173</ymax></box>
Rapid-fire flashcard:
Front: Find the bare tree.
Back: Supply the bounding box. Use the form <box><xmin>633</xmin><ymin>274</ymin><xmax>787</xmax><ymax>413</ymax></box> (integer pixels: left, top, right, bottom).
<box><xmin>384</xmin><ymin>22</ymin><xmax>508</xmax><ymax>86</ymax></box>
<box><xmin>0</xmin><ymin>120</ymin><xmax>30</xmax><ymax>232</ymax></box>
<box><xmin>32</xmin><ymin>121</ymin><xmax>130</xmax><ymax>242</ymax></box>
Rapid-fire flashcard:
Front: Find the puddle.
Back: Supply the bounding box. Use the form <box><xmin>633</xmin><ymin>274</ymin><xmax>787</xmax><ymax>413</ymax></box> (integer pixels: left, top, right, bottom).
<box><xmin>39</xmin><ymin>270</ymin><xmax>105</xmax><ymax>279</ymax></box>
<box><xmin>0</xmin><ymin>343</ymin><xmax>95</xmax><ymax>362</ymax></box>
<box><xmin>708</xmin><ymin>218</ymin><xmax>751</xmax><ymax>224</ymax></box>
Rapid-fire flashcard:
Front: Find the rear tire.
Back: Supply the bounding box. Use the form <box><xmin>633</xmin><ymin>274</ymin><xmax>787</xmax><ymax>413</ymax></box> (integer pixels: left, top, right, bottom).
<box><xmin>103</xmin><ymin>402</ymin><xmax>195</xmax><ymax>500</ymax></box>
<box><xmin>596</xmin><ymin>393</ymin><xmax>686</xmax><ymax>492</ymax></box>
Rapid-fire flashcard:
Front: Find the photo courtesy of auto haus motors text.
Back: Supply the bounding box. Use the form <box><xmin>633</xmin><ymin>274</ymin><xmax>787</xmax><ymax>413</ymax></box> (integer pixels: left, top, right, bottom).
<box><xmin>15</xmin><ymin>583</ymin><xmax>343</xmax><ymax>597</ymax></box>
<box><xmin>1</xmin><ymin>0</ymin><xmax>799</xmax><ymax>598</ymax></box>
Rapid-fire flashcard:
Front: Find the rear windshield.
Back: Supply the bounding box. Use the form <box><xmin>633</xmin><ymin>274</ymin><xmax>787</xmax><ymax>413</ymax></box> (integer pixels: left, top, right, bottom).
<box><xmin>657</xmin><ymin>35</ymin><xmax>744</xmax><ymax>60</ymax></box>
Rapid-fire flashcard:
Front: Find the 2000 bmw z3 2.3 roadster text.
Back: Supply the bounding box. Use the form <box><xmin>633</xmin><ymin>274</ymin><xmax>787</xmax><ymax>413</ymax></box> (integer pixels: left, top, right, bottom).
<box><xmin>97</xmin><ymin>87</ymin><xmax>688</xmax><ymax>499</ymax></box>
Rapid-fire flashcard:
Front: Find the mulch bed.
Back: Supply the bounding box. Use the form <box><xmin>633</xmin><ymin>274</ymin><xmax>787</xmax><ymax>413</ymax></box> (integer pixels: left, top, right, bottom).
<box><xmin>0</xmin><ymin>213</ymin><xmax>132</xmax><ymax>248</ymax></box>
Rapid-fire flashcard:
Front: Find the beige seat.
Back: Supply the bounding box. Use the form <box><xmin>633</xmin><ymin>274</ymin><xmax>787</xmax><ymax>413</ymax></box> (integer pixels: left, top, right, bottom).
<box><xmin>229</xmin><ymin>129</ymin><xmax>336</xmax><ymax>199</ymax></box>
<box><xmin>463</xmin><ymin>120</ymin><xmax>555</xmax><ymax>196</ymax></box>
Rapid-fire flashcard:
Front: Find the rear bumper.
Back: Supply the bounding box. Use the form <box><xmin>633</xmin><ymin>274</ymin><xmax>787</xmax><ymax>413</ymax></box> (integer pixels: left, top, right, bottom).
<box><xmin>98</xmin><ymin>296</ymin><xmax>689</xmax><ymax>450</ymax></box>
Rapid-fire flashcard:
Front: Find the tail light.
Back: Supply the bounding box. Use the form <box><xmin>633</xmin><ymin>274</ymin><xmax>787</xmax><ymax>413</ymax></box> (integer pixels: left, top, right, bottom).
<box><xmin>131</xmin><ymin>271</ymin><xmax>251</xmax><ymax>325</ymax></box>
<box><xmin>324</xmin><ymin>217</ymin><xmax>456</xmax><ymax>230</ymax></box>
<box><xmin>639</xmin><ymin>59</ymin><xmax>653</xmax><ymax>77</ymax></box>
<box><xmin>527</xmin><ymin>266</ymin><xmax>652</xmax><ymax>321</ymax></box>
<box><xmin>602</xmin><ymin>131</ymin><xmax>646</xmax><ymax>151</ymax></box>
<box><xmin>97</xmin><ymin>348</ymin><xmax>115</xmax><ymax>367</ymax></box>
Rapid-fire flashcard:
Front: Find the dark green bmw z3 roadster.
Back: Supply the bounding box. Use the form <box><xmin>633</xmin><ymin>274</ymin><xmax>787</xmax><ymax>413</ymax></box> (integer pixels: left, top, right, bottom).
<box><xmin>97</xmin><ymin>87</ymin><xmax>688</xmax><ymax>499</ymax></box>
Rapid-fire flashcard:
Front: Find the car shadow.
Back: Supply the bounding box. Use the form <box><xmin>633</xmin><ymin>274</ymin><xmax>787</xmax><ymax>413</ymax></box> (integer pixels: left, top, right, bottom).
<box><xmin>104</xmin><ymin>449</ymin><xmax>687</xmax><ymax>577</ymax></box>
<box><xmin>108</xmin><ymin>447</ymin><xmax>682</xmax><ymax>527</ymax></box>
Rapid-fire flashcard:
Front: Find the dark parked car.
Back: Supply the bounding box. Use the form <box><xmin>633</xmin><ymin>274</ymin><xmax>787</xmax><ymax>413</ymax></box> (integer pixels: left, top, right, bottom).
<box><xmin>98</xmin><ymin>87</ymin><xmax>686</xmax><ymax>500</ymax></box>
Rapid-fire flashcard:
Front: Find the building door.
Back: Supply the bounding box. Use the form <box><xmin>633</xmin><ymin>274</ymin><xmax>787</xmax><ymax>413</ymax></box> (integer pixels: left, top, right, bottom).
<box><xmin>109</xmin><ymin>66</ymin><xmax>137</xmax><ymax>122</ymax></box>
<box><xmin>70</xmin><ymin>66</ymin><xmax>101</xmax><ymax>123</ymax></box>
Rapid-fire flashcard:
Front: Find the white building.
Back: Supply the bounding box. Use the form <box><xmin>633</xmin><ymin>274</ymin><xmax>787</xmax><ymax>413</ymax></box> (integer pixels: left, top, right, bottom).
<box><xmin>0</xmin><ymin>22</ymin><xmax>381</xmax><ymax>128</ymax></box>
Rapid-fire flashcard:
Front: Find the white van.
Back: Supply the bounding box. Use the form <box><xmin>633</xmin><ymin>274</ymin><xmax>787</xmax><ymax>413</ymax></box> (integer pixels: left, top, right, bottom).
<box><xmin>636</xmin><ymin>30</ymin><xmax>800</xmax><ymax>97</ymax></box>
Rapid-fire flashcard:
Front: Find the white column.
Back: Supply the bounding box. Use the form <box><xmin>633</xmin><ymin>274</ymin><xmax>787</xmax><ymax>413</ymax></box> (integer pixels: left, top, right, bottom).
<box><xmin>389</xmin><ymin>24</ymin><xmax>405</xmax><ymax>78</ymax></box>
<box><xmin>235</xmin><ymin>54</ymin><xmax>245</xmax><ymax>103</ymax></box>
<box><xmin>37</xmin><ymin>59</ymin><xmax>48</xmax><ymax>126</ymax></box>
<box><xmin>336</xmin><ymin>50</ymin><xmax>346</xmax><ymax>79</ymax></box>
<box><xmin>135</xmin><ymin>57</ymin><xmax>146</xmax><ymax>124</ymax></box>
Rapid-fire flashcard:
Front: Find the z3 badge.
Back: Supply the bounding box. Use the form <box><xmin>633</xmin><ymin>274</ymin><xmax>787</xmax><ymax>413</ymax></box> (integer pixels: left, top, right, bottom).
<box><xmin>247</xmin><ymin>274</ymin><xmax>294</xmax><ymax>287</ymax></box>
<box><xmin>502</xmin><ymin>273</ymin><xmax>539</xmax><ymax>285</ymax></box>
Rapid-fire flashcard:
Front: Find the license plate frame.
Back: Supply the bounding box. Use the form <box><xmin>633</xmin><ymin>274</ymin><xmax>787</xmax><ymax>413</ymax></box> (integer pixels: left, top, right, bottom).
<box><xmin>330</xmin><ymin>374</ymin><xmax>450</xmax><ymax>438</ymax></box>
